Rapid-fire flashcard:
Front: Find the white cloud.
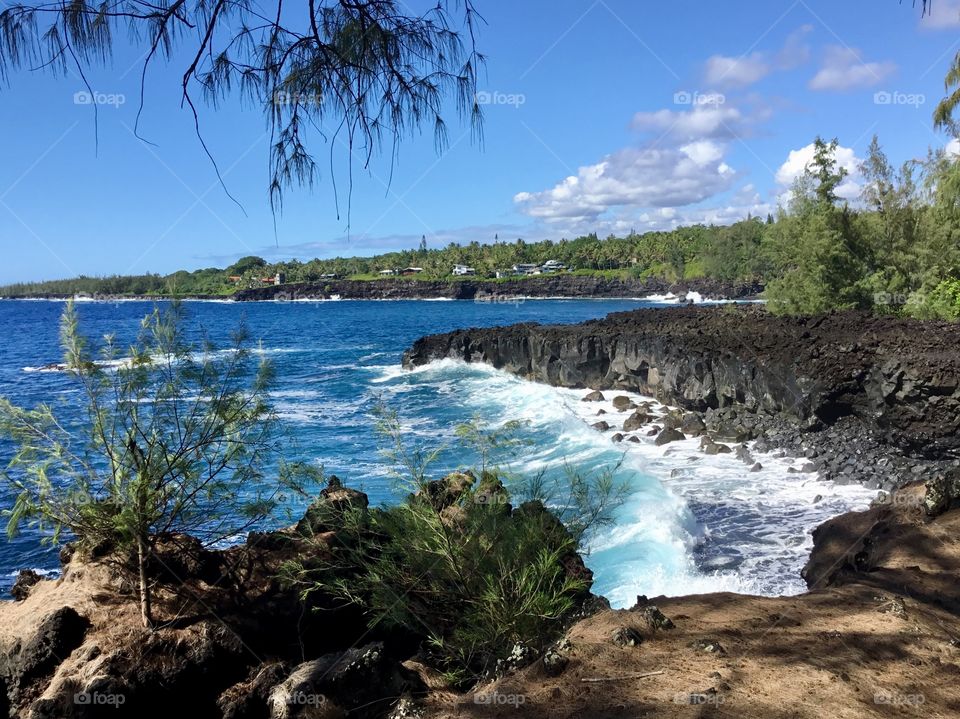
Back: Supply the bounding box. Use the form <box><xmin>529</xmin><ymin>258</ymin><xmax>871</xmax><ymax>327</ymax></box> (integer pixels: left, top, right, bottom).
<box><xmin>583</xmin><ymin>189</ymin><xmax>774</xmax><ymax>236</ymax></box>
<box><xmin>775</xmin><ymin>142</ymin><xmax>863</xmax><ymax>202</ymax></box>
<box><xmin>700</xmin><ymin>25</ymin><xmax>813</xmax><ymax>89</ymax></box>
<box><xmin>776</xmin><ymin>24</ymin><xmax>814</xmax><ymax>69</ymax></box>
<box><xmin>208</xmin><ymin>224</ymin><xmax>533</xmax><ymax>263</ymax></box>
<box><xmin>630</xmin><ymin>106</ymin><xmax>749</xmax><ymax>141</ymax></box>
<box><xmin>809</xmin><ymin>46</ymin><xmax>896</xmax><ymax>91</ymax></box>
<box><xmin>922</xmin><ymin>0</ymin><xmax>960</xmax><ymax>29</ymax></box>
<box><xmin>680</xmin><ymin>140</ymin><xmax>725</xmax><ymax>165</ymax></box>
<box><xmin>513</xmin><ymin>143</ymin><xmax>737</xmax><ymax>223</ymax></box>
<box><xmin>946</xmin><ymin>138</ymin><xmax>960</xmax><ymax>157</ymax></box>
<box><xmin>704</xmin><ymin>53</ymin><xmax>770</xmax><ymax>88</ymax></box>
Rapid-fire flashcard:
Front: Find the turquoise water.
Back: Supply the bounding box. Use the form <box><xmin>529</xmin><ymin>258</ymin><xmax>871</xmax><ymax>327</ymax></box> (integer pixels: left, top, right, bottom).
<box><xmin>0</xmin><ymin>298</ymin><xmax>876</xmax><ymax>603</ymax></box>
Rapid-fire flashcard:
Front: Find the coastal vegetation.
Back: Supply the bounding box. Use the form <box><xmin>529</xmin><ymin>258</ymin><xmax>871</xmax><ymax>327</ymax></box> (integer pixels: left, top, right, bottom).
<box><xmin>3</xmin><ymin>134</ymin><xmax>959</xmax><ymax>319</ymax></box>
<box><xmin>0</xmin><ymin>301</ymin><xmax>315</xmax><ymax>627</ymax></box>
<box><xmin>282</xmin><ymin>411</ymin><xmax>626</xmax><ymax>683</ymax></box>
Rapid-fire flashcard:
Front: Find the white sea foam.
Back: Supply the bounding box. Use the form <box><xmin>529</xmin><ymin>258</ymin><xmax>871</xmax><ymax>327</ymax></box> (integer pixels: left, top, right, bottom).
<box><xmin>561</xmin><ymin>386</ymin><xmax>878</xmax><ymax>602</ymax></box>
<box><xmin>378</xmin><ymin>360</ymin><xmax>878</xmax><ymax>607</ymax></box>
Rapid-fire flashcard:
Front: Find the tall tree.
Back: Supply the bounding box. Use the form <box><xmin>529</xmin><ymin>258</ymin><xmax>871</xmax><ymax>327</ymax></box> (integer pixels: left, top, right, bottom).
<box><xmin>765</xmin><ymin>137</ymin><xmax>868</xmax><ymax>314</ymax></box>
<box><xmin>811</xmin><ymin>138</ymin><xmax>849</xmax><ymax>205</ymax></box>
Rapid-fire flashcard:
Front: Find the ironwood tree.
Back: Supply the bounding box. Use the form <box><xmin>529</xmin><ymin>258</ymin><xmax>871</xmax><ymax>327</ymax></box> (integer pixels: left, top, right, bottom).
<box><xmin>0</xmin><ymin>1</ymin><xmax>484</xmax><ymax>212</ymax></box>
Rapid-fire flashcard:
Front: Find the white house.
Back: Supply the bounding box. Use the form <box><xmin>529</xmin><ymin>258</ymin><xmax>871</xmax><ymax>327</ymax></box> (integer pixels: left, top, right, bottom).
<box><xmin>541</xmin><ymin>260</ymin><xmax>567</xmax><ymax>272</ymax></box>
<box><xmin>452</xmin><ymin>264</ymin><xmax>476</xmax><ymax>276</ymax></box>
<box><xmin>378</xmin><ymin>269</ymin><xmax>397</xmax><ymax>276</ymax></box>
<box><xmin>512</xmin><ymin>263</ymin><xmax>540</xmax><ymax>275</ymax></box>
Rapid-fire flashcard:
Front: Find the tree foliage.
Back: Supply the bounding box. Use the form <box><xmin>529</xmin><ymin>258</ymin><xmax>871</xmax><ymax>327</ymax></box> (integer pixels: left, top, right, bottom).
<box><xmin>0</xmin><ymin>301</ymin><xmax>312</xmax><ymax>627</ymax></box>
<box><xmin>0</xmin><ymin>1</ymin><xmax>483</xmax><ymax>211</ymax></box>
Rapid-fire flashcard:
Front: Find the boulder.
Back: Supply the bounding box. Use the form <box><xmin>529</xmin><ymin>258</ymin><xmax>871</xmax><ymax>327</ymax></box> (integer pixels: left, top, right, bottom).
<box><xmin>496</xmin><ymin>643</ymin><xmax>539</xmax><ymax>675</ymax></box>
<box><xmin>268</xmin><ymin>667</ymin><xmax>345</xmax><ymax>719</ymax></box>
<box><xmin>542</xmin><ymin>647</ymin><xmax>569</xmax><ymax>677</ymax></box>
<box><xmin>654</xmin><ymin>428</ymin><xmax>685</xmax><ymax>446</ymax></box>
<box><xmin>703</xmin><ymin>442</ymin><xmax>731</xmax><ymax>455</ymax></box>
<box><xmin>7</xmin><ymin>607</ymin><xmax>91</xmax><ymax>695</ymax></box>
<box><xmin>622</xmin><ymin>411</ymin><xmax>651</xmax><ymax>432</ymax></box>
<box><xmin>582</xmin><ymin>391</ymin><xmax>605</xmax><ymax>402</ymax></box>
<box><xmin>750</xmin><ymin>462</ymin><xmax>763</xmax><ymax>472</ymax></box>
<box><xmin>415</xmin><ymin>471</ymin><xmax>477</xmax><ymax>511</ymax></box>
<box><xmin>713</xmin><ymin>421</ymin><xmax>753</xmax><ymax>442</ymax></box>
<box><xmin>679</xmin><ymin>414</ymin><xmax>707</xmax><ymax>437</ymax></box>
<box><xmin>297</xmin><ymin>476</ymin><xmax>369</xmax><ymax>535</ymax></box>
<box><xmin>628</xmin><ymin>435</ymin><xmax>642</xmax><ymax>443</ymax></box>
<box><xmin>632</xmin><ymin>603</ymin><xmax>675</xmax><ymax>630</ymax></box>
<box><xmin>10</xmin><ymin>569</ymin><xmax>42</xmax><ymax>601</ymax></box>
<box><xmin>611</xmin><ymin>433</ymin><xmax>624</xmax><ymax>443</ymax></box>
<box><xmin>592</xmin><ymin>421</ymin><xmax>611</xmax><ymax>432</ymax></box>
<box><xmin>660</xmin><ymin>410</ymin><xmax>684</xmax><ymax>430</ymax></box>
<box><xmin>924</xmin><ymin>470</ymin><xmax>960</xmax><ymax>516</ymax></box>
<box><xmin>475</xmin><ymin>473</ymin><xmax>510</xmax><ymax>511</ymax></box>
<box><xmin>611</xmin><ymin>627</ymin><xmax>644</xmax><ymax>647</ymax></box>
<box><xmin>612</xmin><ymin>396</ymin><xmax>636</xmax><ymax>412</ymax></box>
<box><xmin>267</xmin><ymin>643</ymin><xmax>386</xmax><ymax>719</ymax></box>
<box><xmin>689</xmin><ymin>638</ymin><xmax>727</xmax><ymax>655</ymax></box>
<box><xmin>218</xmin><ymin>663</ymin><xmax>290</xmax><ymax>719</ymax></box>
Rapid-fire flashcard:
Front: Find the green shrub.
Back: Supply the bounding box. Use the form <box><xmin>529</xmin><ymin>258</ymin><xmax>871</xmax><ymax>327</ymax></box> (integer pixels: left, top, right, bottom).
<box><xmin>285</xmin><ymin>413</ymin><xmax>626</xmax><ymax>683</ymax></box>
<box><xmin>909</xmin><ymin>279</ymin><xmax>960</xmax><ymax>320</ymax></box>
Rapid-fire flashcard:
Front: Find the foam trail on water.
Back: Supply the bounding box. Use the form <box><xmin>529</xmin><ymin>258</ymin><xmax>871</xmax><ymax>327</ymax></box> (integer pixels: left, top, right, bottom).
<box><xmin>373</xmin><ymin>361</ymin><xmax>879</xmax><ymax>608</ymax></box>
<box><xmin>372</xmin><ymin>361</ymin><xmax>723</xmax><ymax>604</ymax></box>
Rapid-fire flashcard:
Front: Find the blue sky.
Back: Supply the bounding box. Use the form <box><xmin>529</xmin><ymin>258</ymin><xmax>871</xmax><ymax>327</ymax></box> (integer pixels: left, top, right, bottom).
<box><xmin>2</xmin><ymin>0</ymin><xmax>960</xmax><ymax>284</ymax></box>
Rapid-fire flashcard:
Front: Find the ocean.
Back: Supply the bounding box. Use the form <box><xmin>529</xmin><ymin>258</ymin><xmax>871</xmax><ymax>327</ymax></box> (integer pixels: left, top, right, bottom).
<box><xmin>0</xmin><ymin>297</ymin><xmax>876</xmax><ymax>604</ymax></box>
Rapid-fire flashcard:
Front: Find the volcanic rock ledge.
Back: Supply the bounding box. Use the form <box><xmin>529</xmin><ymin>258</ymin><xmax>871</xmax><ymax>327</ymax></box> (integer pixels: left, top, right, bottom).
<box><xmin>233</xmin><ymin>276</ymin><xmax>762</xmax><ymax>301</ymax></box>
<box><xmin>403</xmin><ymin>306</ymin><xmax>960</xmax><ymax>485</ymax></box>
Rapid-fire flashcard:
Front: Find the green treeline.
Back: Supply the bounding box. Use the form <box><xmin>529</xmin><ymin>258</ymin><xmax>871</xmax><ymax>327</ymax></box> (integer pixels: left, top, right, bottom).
<box><xmin>3</xmin><ymin>136</ymin><xmax>959</xmax><ymax>320</ymax></box>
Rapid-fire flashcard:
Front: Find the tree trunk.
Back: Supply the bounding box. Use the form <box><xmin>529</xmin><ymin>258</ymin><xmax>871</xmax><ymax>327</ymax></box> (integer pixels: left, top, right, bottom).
<box><xmin>137</xmin><ymin>533</ymin><xmax>153</xmax><ymax>629</ymax></box>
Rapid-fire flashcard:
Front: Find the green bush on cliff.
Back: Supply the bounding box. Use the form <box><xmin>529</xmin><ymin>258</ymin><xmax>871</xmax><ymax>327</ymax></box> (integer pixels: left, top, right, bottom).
<box><xmin>285</xmin><ymin>411</ymin><xmax>625</xmax><ymax>683</ymax></box>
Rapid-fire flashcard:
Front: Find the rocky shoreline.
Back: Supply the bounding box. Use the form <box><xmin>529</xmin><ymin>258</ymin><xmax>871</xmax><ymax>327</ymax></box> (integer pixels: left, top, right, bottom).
<box><xmin>3</xmin><ymin>471</ymin><xmax>959</xmax><ymax>718</ymax></box>
<box><xmin>403</xmin><ymin>305</ymin><xmax>960</xmax><ymax>490</ymax></box>
<box><xmin>233</xmin><ymin>276</ymin><xmax>764</xmax><ymax>302</ymax></box>
<box><xmin>0</xmin><ymin>276</ymin><xmax>762</xmax><ymax>303</ymax></box>
<box><xmin>1</xmin><ymin>276</ymin><xmax>762</xmax><ymax>303</ymax></box>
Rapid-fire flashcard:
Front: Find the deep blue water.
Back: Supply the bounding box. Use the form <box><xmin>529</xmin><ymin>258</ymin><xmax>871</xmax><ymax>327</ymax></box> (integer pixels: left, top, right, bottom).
<box><xmin>0</xmin><ymin>298</ymin><xmax>876</xmax><ymax>604</ymax></box>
